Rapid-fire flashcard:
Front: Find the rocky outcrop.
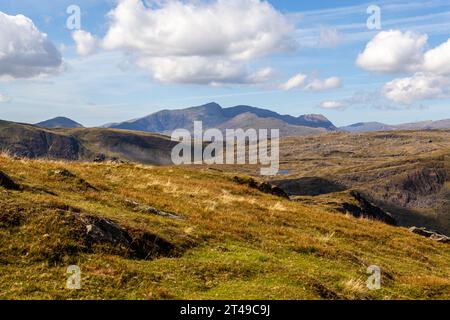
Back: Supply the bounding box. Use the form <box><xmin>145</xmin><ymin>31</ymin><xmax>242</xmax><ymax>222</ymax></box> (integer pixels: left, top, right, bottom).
<box><xmin>48</xmin><ymin>168</ymin><xmax>97</xmax><ymax>191</ymax></box>
<box><xmin>343</xmin><ymin>191</ymin><xmax>397</xmax><ymax>226</ymax></box>
<box><xmin>409</xmin><ymin>227</ymin><xmax>450</xmax><ymax>243</ymax></box>
<box><xmin>233</xmin><ymin>176</ymin><xmax>289</xmax><ymax>198</ymax></box>
<box><xmin>124</xmin><ymin>199</ymin><xmax>184</xmax><ymax>220</ymax></box>
<box><xmin>0</xmin><ymin>171</ymin><xmax>20</xmax><ymax>190</ymax></box>
<box><xmin>271</xmin><ymin>177</ymin><xmax>346</xmax><ymax>196</ymax></box>
<box><xmin>77</xmin><ymin>214</ymin><xmax>178</xmax><ymax>259</ymax></box>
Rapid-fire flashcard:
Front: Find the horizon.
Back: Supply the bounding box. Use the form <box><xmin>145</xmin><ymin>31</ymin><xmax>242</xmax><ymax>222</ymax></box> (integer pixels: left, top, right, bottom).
<box><xmin>1</xmin><ymin>0</ymin><xmax>450</xmax><ymax>127</ymax></box>
<box><xmin>17</xmin><ymin>101</ymin><xmax>450</xmax><ymax>128</ymax></box>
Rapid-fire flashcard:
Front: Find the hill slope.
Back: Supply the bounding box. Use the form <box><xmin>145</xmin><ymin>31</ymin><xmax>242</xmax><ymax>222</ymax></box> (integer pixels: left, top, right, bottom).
<box><xmin>269</xmin><ymin>131</ymin><xmax>450</xmax><ymax>236</ymax></box>
<box><xmin>0</xmin><ymin>155</ymin><xmax>449</xmax><ymax>299</ymax></box>
<box><xmin>0</xmin><ymin>120</ymin><xmax>176</xmax><ymax>164</ymax></box>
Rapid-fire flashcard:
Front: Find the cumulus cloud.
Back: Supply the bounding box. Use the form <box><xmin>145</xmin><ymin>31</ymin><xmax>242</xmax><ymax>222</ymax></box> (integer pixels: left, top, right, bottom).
<box><xmin>136</xmin><ymin>56</ymin><xmax>274</xmax><ymax>85</ymax></box>
<box><xmin>356</xmin><ymin>30</ymin><xmax>427</xmax><ymax>74</ymax></box>
<box><xmin>72</xmin><ymin>30</ymin><xmax>98</xmax><ymax>56</ymax></box>
<box><xmin>358</xmin><ymin>30</ymin><xmax>450</xmax><ymax>103</ymax></box>
<box><xmin>97</xmin><ymin>0</ymin><xmax>293</xmax><ymax>85</ymax></box>
<box><xmin>304</xmin><ymin>76</ymin><xmax>341</xmax><ymax>92</ymax></box>
<box><xmin>0</xmin><ymin>11</ymin><xmax>62</xmax><ymax>79</ymax></box>
<box><xmin>280</xmin><ymin>74</ymin><xmax>341</xmax><ymax>92</ymax></box>
<box><xmin>382</xmin><ymin>73</ymin><xmax>450</xmax><ymax>104</ymax></box>
<box><xmin>318</xmin><ymin>100</ymin><xmax>345</xmax><ymax>110</ymax></box>
<box><xmin>279</xmin><ymin>73</ymin><xmax>307</xmax><ymax>90</ymax></box>
<box><xmin>423</xmin><ymin>38</ymin><xmax>450</xmax><ymax>75</ymax></box>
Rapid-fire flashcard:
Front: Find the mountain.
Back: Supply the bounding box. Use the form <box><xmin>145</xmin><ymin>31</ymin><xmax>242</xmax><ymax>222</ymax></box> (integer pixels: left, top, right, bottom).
<box><xmin>396</xmin><ymin>119</ymin><xmax>450</xmax><ymax>130</ymax></box>
<box><xmin>106</xmin><ymin>102</ymin><xmax>337</xmax><ymax>135</ymax></box>
<box><xmin>340</xmin><ymin>122</ymin><xmax>394</xmax><ymax>132</ymax></box>
<box><xmin>222</xmin><ymin>105</ymin><xmax>336</xmax><ymax>129</ymax></box>
<box><xmin>35</xmin><ymin>117</ymin><xmax>84</xmax><ymax>129</ymax></box>
<box><xmin>0</xmin><ymin>120</ymin><xmax>176</xmax><ymax>164</ymax></box>
<box><xmin>341</xmin><ymin>119</ymin><xmax>450</xmax><ymax>132</ymax></box>
<box><xmin>217</xmin><ymin>112</ymin><xmax>326</xmax><ymax>136</ymax></box>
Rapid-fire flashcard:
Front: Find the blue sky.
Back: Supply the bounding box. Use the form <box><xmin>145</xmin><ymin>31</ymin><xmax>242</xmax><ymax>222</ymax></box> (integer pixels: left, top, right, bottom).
<box><xmin>1</xmin><ymin>0</ymin><xmax>450</xmax><ymax>127</ymax></box>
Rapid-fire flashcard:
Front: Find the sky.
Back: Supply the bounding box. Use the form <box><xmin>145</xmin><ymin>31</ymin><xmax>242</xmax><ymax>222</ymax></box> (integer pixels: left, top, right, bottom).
<box><xmin>0</xmin><ymin>0</ymin><xmax>450</xmax><ymax>127</ymax></box>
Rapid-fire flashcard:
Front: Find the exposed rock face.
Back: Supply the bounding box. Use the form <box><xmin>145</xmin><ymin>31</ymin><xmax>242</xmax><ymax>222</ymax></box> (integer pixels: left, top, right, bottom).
<box><xmin>0</xmin><ymin>171</ymin><xmax>20</xmax><ymax>190</ymax></box>
<box><xmin>0</xmin><ymin>121</ymin><xmax>83</xmax><ymax>160</ymax></box>
<box><xmin>233</xmin><ymin>176</ymin><xmax>289</xmax><ymax>198</ymax></box>
<box><xmin>402</xmin><ymin>168</ymin><xmax>447</xmax><ymax>197</ymax></box>
<box><xmin>343</xmin><ymin>191</ymin><xmax>397</xmax><ymax>226</ymax></box>
<box><xmin>74</xmin><ymin>213</ymin><xmax>179</xmax><ymax>259</ymax></box>
<box><xmin>271</xmin><ymin>177</ymin><xmax>346</xmax><ymax>196</ymax></box>
<box><xmin>0</xmin><ymin>120</ymin><xmax>176</xmax><ymax>165</ymax></box>
<box><xmin>409</xmin><ymin>227</ymin><xmax>450</xmax><ymax>243</ymax></box>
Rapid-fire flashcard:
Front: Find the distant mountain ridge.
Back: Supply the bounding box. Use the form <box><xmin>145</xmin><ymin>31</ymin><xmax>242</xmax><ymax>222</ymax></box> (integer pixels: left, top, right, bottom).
<box><xmin>35</xmin><ymin>117</ymin><xmax>84</xmax><ymax>129</ymax></box>
<box><xmin>105</xmin><ymin>102</ymin><xmax>336</xmax><ymax>136</ymax></box>
<box><xmin>341</xmin><ymin>119</ymin><xmax>450</xmax><ymax>132</ymax></box>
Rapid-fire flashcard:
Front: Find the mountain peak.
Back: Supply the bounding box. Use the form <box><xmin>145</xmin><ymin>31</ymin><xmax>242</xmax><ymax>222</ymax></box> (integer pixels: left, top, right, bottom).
<box><xmin>35</xmin><ymin>117</ymin><xmax>84</xmax><ymax>129</ymax></box>
<box><xmin>106</xmin><ymin>103</ymin><xmax>337</xmax><ymax>134</ymax></box>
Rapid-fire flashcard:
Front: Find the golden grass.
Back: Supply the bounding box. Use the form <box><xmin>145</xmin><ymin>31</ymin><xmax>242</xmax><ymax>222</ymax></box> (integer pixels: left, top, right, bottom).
<box><xmin>0</xmin><ymin>154</ymin><xmax>449</xmax><ymax>300</ymax></box>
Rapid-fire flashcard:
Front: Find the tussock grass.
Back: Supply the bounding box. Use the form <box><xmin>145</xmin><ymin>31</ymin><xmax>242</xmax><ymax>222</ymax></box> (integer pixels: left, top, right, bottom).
<box><xmin>0</xmin><ymin>154</ymin><xmax>449</xmax><ymax>299</ymax></box>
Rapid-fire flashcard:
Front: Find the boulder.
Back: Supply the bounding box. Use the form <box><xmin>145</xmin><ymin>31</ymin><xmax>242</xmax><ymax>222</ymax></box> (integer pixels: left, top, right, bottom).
<box><xmin>75</xmin><ymin>213</ymin><xmax>178</xmax><ymax>259</ymax></box>
<box><xmin>124</xmin><ymin>199</ymin><xmax>183</xmax><ymax>220</ymax></box>
<box><xmin>0</xmin><ymin>170</ymin><xmax>20</xmax><ymax>190</ymax></box>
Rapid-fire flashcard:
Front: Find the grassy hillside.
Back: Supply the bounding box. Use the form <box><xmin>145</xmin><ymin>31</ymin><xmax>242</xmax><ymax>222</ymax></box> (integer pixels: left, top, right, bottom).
<box><xmin>0</xmin><ymin>154</ymin><xmax>449</xmax><ymax>299</ymax></box>
<box><xmin>217</xmin><ymin>130</ymin><xmax>450</xmax><ymax>236</ymax></box>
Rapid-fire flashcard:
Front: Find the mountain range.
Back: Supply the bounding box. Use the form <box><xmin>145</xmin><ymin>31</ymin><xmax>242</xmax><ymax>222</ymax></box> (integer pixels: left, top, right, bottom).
<box><xmin>32</xmin><ymin>103</ymin><xmax>450</xmax><ymax>136</ymax></box>
<box><xmin>340</xmin><ymin>119</ymin><xmax>450</xmax><ymax>132</ymax></box>
<box><xmin>104</xmin><ymin>102</ymin><xmax>336</xmax><ymax>135</ymax></box>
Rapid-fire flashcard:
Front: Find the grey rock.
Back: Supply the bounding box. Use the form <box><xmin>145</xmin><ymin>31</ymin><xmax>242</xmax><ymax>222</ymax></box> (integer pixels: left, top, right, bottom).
<box><xmin>409</xmin><ymin>227</ymin><xmax>450</xmax><ymax>243</ymax></box>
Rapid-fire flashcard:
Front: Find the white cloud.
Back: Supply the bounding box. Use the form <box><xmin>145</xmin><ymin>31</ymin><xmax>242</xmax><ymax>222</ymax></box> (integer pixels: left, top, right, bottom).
<box><xmin>99</xmin><ymin>0</ymin><xmax>293</xmax><ymax>85</ymax></box>
<box><xmin>382</xmin><ymin>72</ymin><xmax>450</xmax><ymax>104</ymax></box>
<box><xmin>356</xmin><ymin>30</ymin><xmax>427</xmax><ymax>73</ymax></box>
<box><xmin>318</xmin><ymin>100</ymin><xmax>345</xmax><ymax>110</ymax></box>
<box><xmin>0</xmin><ymin>93</ymin><xmax>11</xmax><ymax>103</ymax></box>
<box><xmin>279</xmin><ymin>73</ymin><xmax>307</xmax><ymax>90</ymax></box>
<box><xmin>358</xmin><ymin>30</ymin><xmax>450</xmax><ymax>103</ymax></box>
<box><xmin>0</xmin><ymin>11</ymin><xmax>62</xmax><ymax>79</ymax></box>
<box><xmin>280</xmin><ymin>74</ymin><xmax>341</xmax><ymax>92</ymax></box>
<box><xmin>136</xmin><ymin>56</ymin><xmax>274</xmax><ymax>85</ymax></box>
<box><xmin>72</xmin><ymin>30</ymin><xmax>98</xmax><ymax>56</ymax></box>
<box><xmin>304</xmin><ymin>76</ymin><xmax>341</xmax><ymax>92</ymax></box>
<box><xmin>245</xmin><ymin>67</ymin><xmax>276</xmax><ymax>84</ymax></box>
<box><xmin>423</xmin><ymin>38</ymin><xmax>450</xmax><ymax>75</ymax></box>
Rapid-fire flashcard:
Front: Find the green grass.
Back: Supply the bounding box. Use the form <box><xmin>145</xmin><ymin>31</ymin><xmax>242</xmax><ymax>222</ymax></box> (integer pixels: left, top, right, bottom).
<box><xmin>0</xmin><ymin>154</ymin><xmax>449</xmax><ymax>300</ymax></box>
